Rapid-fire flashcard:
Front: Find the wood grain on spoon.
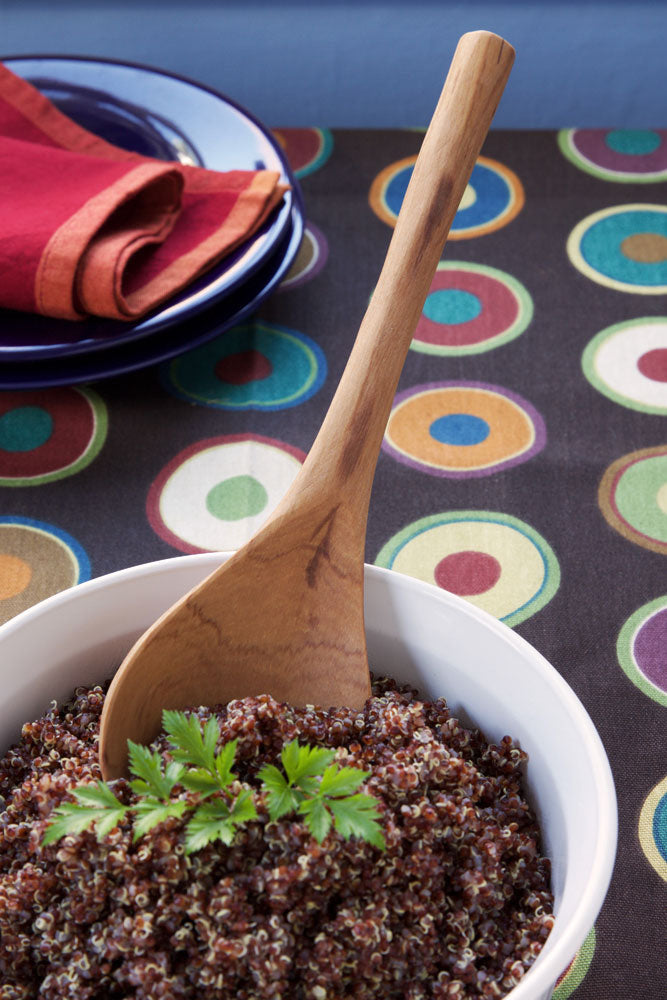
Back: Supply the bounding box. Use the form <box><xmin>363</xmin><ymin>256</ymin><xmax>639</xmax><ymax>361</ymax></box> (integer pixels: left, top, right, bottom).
<box><xmin>100</xmin><ymin>31</ymin><xmax>515</xmax><ymax>779</ymax></box>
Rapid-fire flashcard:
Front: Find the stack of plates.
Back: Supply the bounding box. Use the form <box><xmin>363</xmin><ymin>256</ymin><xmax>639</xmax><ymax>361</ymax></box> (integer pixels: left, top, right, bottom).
<box><xmin>0</xmin><ymin>56</ymin><xmax>305</xmax><ymax>388</ymax></box>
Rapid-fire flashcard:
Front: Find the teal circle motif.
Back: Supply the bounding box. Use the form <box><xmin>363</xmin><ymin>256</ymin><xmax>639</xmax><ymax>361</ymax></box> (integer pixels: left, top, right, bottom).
<box><xmin>640</xmin><ymin>777</ymin><xmax>667</xmax><ymax>882</ymax></box>
<box><xmin>580</xmin><ymin>210</ymin><xmax>667</xmax><ymax>286</ymax></box>
<box><xmin>0</xmin><ymin>406</ymin><xmax>53</xmax><ymax>452</ymax></box>
<box><xmin>161</xmin><ymin>322</ymin><xmax>327</xmax><ymax>410</ymax></box>
<box><xmin>423</xmin><ymin>289</ymin><xmax>482</xmax><ymax>325</ymax></box>
<box><xmin>567</xmin><ymin>205</ymin><xmax>667</xmax><ymax>293</ymax></box>
<box><xmin>654</xmin><ymin>794</ymin><xmax>667</xmax><ymax>864</ymax></box>
<box><xmin>605</xmin><ymin>130</ymin><xmax>661</xmax><ymax>155</ymax></box>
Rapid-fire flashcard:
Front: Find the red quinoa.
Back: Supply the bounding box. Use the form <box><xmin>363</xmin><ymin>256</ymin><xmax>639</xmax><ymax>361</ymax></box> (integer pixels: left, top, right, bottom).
<box><xmin>0</xmin><ymin>677</ymin><xmax>553</xmax><ymax>999</ymax></box>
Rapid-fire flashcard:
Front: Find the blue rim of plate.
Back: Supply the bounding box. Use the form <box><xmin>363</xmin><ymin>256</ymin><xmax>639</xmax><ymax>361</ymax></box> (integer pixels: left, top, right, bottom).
<box><xmin>1</xmin><ymin>54</ymin><xmax>301</xmax><ymax>359</ymax></box>
<box><xmin>0</xmin><ymin>196</ymin><xmax>305</xmax><ymax>388</ymax></box>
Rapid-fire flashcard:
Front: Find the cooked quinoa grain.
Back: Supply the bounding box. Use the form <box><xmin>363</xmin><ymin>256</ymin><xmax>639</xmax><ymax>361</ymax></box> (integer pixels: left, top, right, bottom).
<box><xmin>0</xmin><ymin>678</ymin><xmax>553</xmax><ymax>999</ymax></box>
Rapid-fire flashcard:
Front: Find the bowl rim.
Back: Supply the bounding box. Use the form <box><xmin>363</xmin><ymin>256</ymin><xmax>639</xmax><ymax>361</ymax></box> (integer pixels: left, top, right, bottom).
<box><xmin>0</xmin><ymin>552</ymin><xmax>618</xmax><ymax>998</ymax></box>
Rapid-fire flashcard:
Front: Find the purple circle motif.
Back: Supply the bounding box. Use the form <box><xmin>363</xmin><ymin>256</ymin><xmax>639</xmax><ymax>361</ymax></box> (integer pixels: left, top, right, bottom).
<box><xmin>617</xmin><ymin>596</ymin><xmax>667</xmax><ymax>706</ymax></box>
<box><xmin>576</xmin><ymin>131</ymin><xmax>667</xmax><ymax>173</ymax></box>
<box><xmin>559</xmin><ymin>129</ymin><xmax>667</xmax><ymax>182</ymax></box>
<box><xmin>634</xmin><ymin>608</ymin><xmax>667</xmax><ymax>692</ymax></box>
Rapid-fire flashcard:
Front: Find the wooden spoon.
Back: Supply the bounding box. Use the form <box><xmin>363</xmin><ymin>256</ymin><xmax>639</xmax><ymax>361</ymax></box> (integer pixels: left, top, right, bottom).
<box><xmin>100</xmin><ymin>30</ymin><xmax>514</xmax><ymax>779</ymax></box>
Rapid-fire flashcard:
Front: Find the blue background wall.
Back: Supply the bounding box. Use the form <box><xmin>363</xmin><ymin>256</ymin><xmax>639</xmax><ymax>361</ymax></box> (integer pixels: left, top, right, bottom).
<box><xmin>2</xmin><ymin>1</ymin><xmax>666</xmax><ymax>128</ymax></box>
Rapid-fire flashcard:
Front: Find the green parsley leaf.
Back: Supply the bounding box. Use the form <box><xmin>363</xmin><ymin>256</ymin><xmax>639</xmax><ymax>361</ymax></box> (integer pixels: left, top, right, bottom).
<box><xmin>298</xmin><ymin>795</ymin><xmax>332</xmax><ymax>843</ymax></box>
<box><xmin>132</xmin><ymin>797</ymin><xmax>188</xmax><ymax>840</ymax></box>
<box><xmin>178</xmin><ymin>736</ymin><xmax>238</xmax><ymax>796</ymax></box>
<box><xmin>163</xmin><ymin>710</ymin><xmax>220</xmax><ymax>771</ymax></box>
<box><xmin>281</xmin><ymin>740</ymin><xmax>336</xmax><ymax>788</ymax></box>
<box><xmin>214</xmin><ymin>738</ymin><xmax>238</xmax><ymax>788</ymax></box>
<box><xmin>228</xmin><ymin>788</ymin><xmax>258</xmax><ymax>826</ymax></box>
<box><xmin>180</xmin><ymin>768</ymin><xmax>221</xmax><ymax>796</ymax></box>
<box><xmin>184</xmin><ymin>790</ymin><xmax>257</xmax><ymax>854</ymax></box>
<box><xmin>42</xmin><ymin>782</ymin><xmax>127</xmax><ymax>845</ymax></box>
<box><xmin>328</xmin><ymin>793</ymin><xmax>386</xmax><ymax>849</ymax></box>
<box><xmin>128</xmin><ymin>742</ymin><xmax>185</xmax><ymax>800</ymax></box>
<box><xmin>258</xmin><ymin>763</ymin><xmax>303</xmax><ymax>820</ymax></box>
<box><xmin>318</xmin><ymin>764</ymin><xmax>369</xmax><ymax>798</ymax></box>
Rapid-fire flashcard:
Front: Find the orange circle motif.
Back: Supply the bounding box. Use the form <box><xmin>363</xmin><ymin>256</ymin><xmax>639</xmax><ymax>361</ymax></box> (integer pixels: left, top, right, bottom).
<box><xmin>0</xmin><ymin>553</ymin><xmax>32</xmax><ymax>600</ymax></box>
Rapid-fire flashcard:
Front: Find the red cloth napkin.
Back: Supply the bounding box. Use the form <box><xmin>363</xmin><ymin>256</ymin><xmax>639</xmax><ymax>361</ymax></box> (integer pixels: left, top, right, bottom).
<box><xmin>0</xmin><ymin>64</ymin><xmax>289</xmax><ymax>321</ymax></box>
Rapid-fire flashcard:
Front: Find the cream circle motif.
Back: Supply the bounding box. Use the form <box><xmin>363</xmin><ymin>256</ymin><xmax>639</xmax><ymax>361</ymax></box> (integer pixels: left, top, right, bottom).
<box><xmin>639</xmin><ymin>776</ymin><xmax>667</xmax><ymax>882</ymax></box>
<box><xmin>147</xmin><ymin>434</ymin><xmax>305</xmax><ymax>554</ymax></box>
<box><xmin>459</xmin><ymin>184</ymin><xmax>477</xmax><ymax>210</ymax></box>
<box><xmin>657</xmin><ymin>482</ymin><xmax>667</xmax><ymax>516</ymax></box>
<box><xmin>374</xmin><ymin>510</ymin><xmax>560</xmax><ymax>627</ymax></box>
<box><xmin>582</xmin><ymin>317</ymin><xmax>667</xmax><ymax>414</ymax></box>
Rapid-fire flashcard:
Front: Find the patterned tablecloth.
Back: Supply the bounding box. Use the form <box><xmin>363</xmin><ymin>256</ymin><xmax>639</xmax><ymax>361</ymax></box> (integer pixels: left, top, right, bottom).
<box><xmin>1</xmin><ymin>127</ymin><xmax>666</xmax><ymax>996</ymax></box>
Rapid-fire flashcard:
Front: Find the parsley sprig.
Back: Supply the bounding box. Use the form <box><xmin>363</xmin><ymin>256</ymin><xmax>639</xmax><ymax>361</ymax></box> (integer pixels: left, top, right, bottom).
<box><xmin>42</xmin><ymin>710</ymin><xmax>385</xmax><ymax>853</ymax></box>
<box><xmin>259</xmin><ymin>743</ymin><xmax>386</xmax><ymax>849</ymax></box>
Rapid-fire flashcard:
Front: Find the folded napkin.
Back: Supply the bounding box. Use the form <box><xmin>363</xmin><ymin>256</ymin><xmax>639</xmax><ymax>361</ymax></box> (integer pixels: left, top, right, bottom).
<box><xmin>0</xmin><ymin>64</ymin><xmax>289</xmax><ymax>321</ymax></box>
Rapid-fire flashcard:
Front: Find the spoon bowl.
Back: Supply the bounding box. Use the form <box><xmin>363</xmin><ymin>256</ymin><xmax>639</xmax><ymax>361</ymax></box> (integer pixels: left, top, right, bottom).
<box><xmin>100</xmin><ymin>31</ymin><xmax>516</xmax><ymax>778</ymax></box>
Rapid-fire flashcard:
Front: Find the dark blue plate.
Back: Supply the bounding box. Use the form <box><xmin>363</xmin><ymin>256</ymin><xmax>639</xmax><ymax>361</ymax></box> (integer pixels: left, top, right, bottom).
<box><xmin>1</xmin><ymin>56</ymin><xmax>298</xmax><ymax>359</ymax></box>
<box><xmin>0</xmin><ymin>201</ymin><xmax>304</xmax><ymax>388</ymax></box>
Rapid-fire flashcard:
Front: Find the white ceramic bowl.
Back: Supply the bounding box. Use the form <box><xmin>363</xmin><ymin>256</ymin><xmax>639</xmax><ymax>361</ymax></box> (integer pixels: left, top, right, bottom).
<box><xmin>0</xmin><ymin>553</ymin><xmax>616</xmax><ymax>1000</ymax></box>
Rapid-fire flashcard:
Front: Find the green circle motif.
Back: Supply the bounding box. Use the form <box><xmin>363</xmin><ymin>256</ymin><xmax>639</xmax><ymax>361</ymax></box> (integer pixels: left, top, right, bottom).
<box><xmin>552</xmin><ymin>925</ymin><xmax>596</xmax><ymax>999</ymax></box>
<box><xmin>206</xmin><ymin>475</ymin><xmax>269</xmax><ymax>522</ymax></box>
<box><xmin>614</xmin><ymin>455</ymin><xmax>667</xmax><ymax>545</ymax></box>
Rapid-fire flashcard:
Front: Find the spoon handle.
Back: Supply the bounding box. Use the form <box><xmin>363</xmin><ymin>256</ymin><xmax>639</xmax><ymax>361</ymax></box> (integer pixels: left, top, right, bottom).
<box><xmin>292</xmin><ymin>31</ymin><xmax>514</xmax><ymax>513</ymax></box>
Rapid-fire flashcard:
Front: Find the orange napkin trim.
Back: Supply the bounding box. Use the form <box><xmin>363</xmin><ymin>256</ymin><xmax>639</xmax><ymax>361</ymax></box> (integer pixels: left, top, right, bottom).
<box><xmin>0</xmin><ymin>63</ymin><xmax>290</xmax><ymax>322</ymax></box>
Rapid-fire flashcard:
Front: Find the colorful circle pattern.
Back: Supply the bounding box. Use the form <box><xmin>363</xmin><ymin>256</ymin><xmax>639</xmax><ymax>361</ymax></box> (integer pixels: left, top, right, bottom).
<box><xmin>558</xmin><ymin>129</ymin><xmax>667</xmax><ymax>182</ymax></box>
<box><xmin>272</xmin><ymin>127</ymin><xmax>333</xmax><ymax>178</ymax></box>
<box><xmin>0</xmin><ymin>516</ymin><xmax>91</xmax><ymax>625</ymax></box>
<box><xmin>0</xmin><ymin>388</ymin><xmax>107</xmax><ymax>486</ymax></box>
<box><xmin>279</xmin><ymin>223</ymin><xmax>328</xmax><ymax>291</ymax></box>
<box><xmin>161</xmin><ymin>322</ymin><xmax>327</xmax><ymax>411</ymax></box>
<box><xmin>582</xmin><ymin>317</ymin><xmax>667</xmax><ymax>414</ymax></box>
<box><xmin>617</xmin><ymin>596</ymin><xmax>667</xmax><ymax>707</ymax></box>
<box><xmin>599</xmin><ymin>446</ymin><xmax>667</xmax><ymax>554</ymax></box>
<box><xmin>382</xmin><ymin>382</ymin><xmax>546</xmax><ymax>478</ymax></box>
<box><xmin>412</xmin><ymin>262</ymin><xmax>533</xmax><ymax>355</ymax></box>
<box><xmin>147</xmin><ymin>433</ymin><xmax>306</xmax><ymax>554</ymax></box>
<box><xmin>639</xmin><ymin>776</ymin><xmax>667</xmax><ymax>882</ymax></box>
<box><xmin>567</xmin><ymin>205</ymin><xmax>667</xmax><ymax>293</ymax></box>
<box><xmin>374</xmin><ymin>510</ymin><xmax>560</xmax><ymax>627</ymax></box>
<box><xmin>369</xmin><ymin>155</ymin><xmax>524</xmax><ymax>238</ymax></box>
<box><xmin>552</xmin><ymin>926</ymin><xmax>596</xmax><ymax>999</ymax></box>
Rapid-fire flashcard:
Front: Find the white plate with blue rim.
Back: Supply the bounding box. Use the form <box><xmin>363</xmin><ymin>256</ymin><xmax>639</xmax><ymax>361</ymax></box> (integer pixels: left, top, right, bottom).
<box><xmin>0</xmin><ymin>55</ymin><xmax>301</xmax><ymax>361</ymax></box>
